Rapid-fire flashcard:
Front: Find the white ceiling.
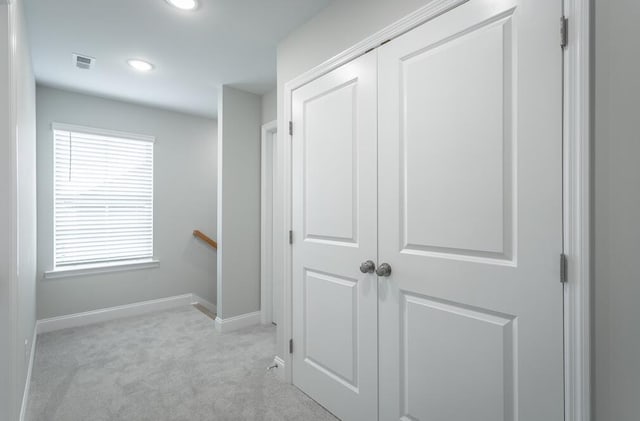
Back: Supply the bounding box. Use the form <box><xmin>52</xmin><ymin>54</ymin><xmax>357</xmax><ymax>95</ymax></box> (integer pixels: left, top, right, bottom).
<box><xmin>25</xmin><ymin>0</ymin><xmax>331</xmax><ymax>118</ymax></box>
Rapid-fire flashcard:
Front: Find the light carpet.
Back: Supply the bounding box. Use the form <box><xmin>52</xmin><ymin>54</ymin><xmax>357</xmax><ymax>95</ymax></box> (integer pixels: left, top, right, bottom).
<box><xmin>26</xmin><ymin>306</ymin><xmax>337</xmax><ymax>421</ymax></box>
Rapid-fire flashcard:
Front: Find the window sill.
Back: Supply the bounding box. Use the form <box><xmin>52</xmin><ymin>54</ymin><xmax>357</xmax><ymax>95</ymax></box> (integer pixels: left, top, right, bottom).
<box><xmin>44</xmin><ymin>258</ymin><xmax>160</xmax><ymax>280</ymax></box>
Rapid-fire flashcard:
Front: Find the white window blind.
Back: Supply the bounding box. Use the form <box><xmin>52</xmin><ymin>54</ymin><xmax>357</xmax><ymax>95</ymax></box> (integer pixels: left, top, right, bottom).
<box><xmin>53</xmin><ymin>123</ymin><xmax>154</xmax><ymax>269</ymax></box>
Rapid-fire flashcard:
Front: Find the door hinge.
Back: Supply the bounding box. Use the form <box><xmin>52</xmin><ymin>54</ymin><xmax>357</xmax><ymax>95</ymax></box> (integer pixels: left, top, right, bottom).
<box><xmin>289</xmin><ymin>339</ymin><xmax>294</xmax><ymax>354</ymax></box>
<box><xmin>289</xmin><ymin>230</ymin><xmax>293</xmax><ymax>244</ymax></box>
<box><xmin>560</xmin><ymin>16</ymin><xmax>568</xmax><ymax>49</ymax></box>
<box><xmin>560</xmin><ymin>253</ymin><xmax>568</xmax><ymax>283</ymax></box>
<box><xmin>289</xmin><ymin>121</ymin><xmax>293</xmax><ymax>136</ymax></box>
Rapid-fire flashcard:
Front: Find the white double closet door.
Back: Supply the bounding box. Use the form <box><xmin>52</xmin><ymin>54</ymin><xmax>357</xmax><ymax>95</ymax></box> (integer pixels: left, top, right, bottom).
<box><xmin>291</xmin><ymin>1</ymin><xmax>564</xmax><ymax>420</ymax></box>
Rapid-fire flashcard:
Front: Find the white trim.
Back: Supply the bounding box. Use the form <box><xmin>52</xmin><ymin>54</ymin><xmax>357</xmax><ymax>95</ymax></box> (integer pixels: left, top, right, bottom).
<box><xmin>214</xmin><ymin>311</ymin><xmax>261</xmax><ymax>333</ymax></box>
<box><xmin>281</xmin><ymin>0</ymin><xmax>468</xmax><ymax>386</ymax></box>
<box><xmin>7</xmin><ymin>2</ymin><xmax>20</xmax><ymax>418</ymax></box>
<box><xmin>191</xmin><ymin>294</ymin><xmax>217</xmax><ymax>314</ymax></box>
<box><xmin>563</xmin><ymin>0</ymin><xmax>591</xmax><ymax>420</ymax></box>
<box><xmin>284</xmin><ymin>0</ymin><xmax>468</xmax><ymax>93</ymax></box>
<box><xmin>44</xmin><ymin>258</ymin><xmax>160</xmax><ymax>280</ymax></box>
<box><xmin>19</xmin><ymin>328</ymin><xmax>37</xmax><ymax>421</ymax></box>
<box><xmin>36</xmin><ymin>294</ymin><xmax>193</xmax><ymax>333</ymax></box>
<box><xmin>279</xmin><ymin>3</ymin><xmax>592</xmax><ymax>420</ymax></box>
<box><xmin>51</xmin><ymin>122</ymin><xmax>156</xmax><ymax>143</ymax></box>
<box><xmin>261</xmin><ymin>120</ymin><xmax>278</xmax><ymax>325</ymax></box>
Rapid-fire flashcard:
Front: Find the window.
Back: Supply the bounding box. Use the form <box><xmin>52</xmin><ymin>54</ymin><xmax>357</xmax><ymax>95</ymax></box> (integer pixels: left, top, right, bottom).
<box><xmin>50</xmin><ymin>123</ymin><xmax>155</xmax><ymax>275</ymax></box>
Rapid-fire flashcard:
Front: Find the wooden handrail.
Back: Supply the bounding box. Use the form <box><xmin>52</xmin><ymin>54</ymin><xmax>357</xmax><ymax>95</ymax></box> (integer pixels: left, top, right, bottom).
<box><xmin>193</xmin><ymin>230</ymin><xmax>218</xmax><ymax>250</ymax></box>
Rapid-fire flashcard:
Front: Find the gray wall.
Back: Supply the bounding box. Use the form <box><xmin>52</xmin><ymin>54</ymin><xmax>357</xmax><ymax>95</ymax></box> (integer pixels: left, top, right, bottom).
<box><xmin>0</xmin><ymin>6</ymin><xmax>12</xmax><ymax>415</ymax></box>
<box><xmin>0</xmin><ymin>0</ymin><xmax>37</xmax><ymax>419</ymax></box>
<box><xmin>261</xmin><ymin>89</ymin><xmax>277</xmax><ymax>124</ymax></box>
<box><xmin>594</xmin><ymin>0</ymin><xmax>640</xmax><ymax>419</ymax></box>
<box><xmin>36</xmin><ymin>86</ymin><xmax>218</xmax><ymax>319</ymax></box>
<box><xmin>274</xmin><ymin>0</ymin><xmax>437</xmax><ymax>363</ymax></box>
<box><xmin>216</xmin><ymin>85</ymin><xmax>262</xmax><ymax>319</ymax></box>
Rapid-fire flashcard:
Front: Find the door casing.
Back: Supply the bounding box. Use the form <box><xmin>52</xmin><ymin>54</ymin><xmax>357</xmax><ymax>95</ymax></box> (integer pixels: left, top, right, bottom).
<box><xmin>261</xmin><ymin>120</ymin><xmax>278</xmax><ymax>325</ymax></box>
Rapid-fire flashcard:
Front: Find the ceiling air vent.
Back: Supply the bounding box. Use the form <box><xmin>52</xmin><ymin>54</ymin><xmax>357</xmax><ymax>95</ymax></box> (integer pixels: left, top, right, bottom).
<box><xmin>72</xmin><ymin>53</ymin><xmax>95</xmax><ymax>70</ymax></box>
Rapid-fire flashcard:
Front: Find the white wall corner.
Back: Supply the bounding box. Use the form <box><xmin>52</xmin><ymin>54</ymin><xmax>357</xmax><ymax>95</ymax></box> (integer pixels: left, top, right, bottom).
<box><xmin>19</xmin><ymin>327</ymin><xmax>37</xmax><ymax>421</ymax></box>
<box><xmin>217</xmin><ymin>85</ymin><xmax>262</xmax><ymax>325</ymax></box>
<box><xmin>214</xmin><ymin>311</ymin><xmax>261</xmax><ymax>333</ymax></box>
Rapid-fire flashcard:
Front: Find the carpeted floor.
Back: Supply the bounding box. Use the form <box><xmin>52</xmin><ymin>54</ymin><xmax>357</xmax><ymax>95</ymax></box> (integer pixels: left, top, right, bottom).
<box><xmin>26</xmin><ymin>306</ymin><xmax>337</xmax><ymax>421</ymax></box>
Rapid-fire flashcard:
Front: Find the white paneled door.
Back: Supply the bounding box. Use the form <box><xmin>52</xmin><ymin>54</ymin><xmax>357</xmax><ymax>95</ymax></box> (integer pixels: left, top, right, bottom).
<box><xmin>292</xmin><ymin>0</ymin><xmax>563</xmax><ymax>420</ymax></box>
<box><xmin>291</xmin><ymin>51</ymin><xmax>378</xmax><ymax>421</ymax></box>
<box><xmin>378</xmin><ymin>0</ymin><xmax>563</xmax><ymax>420</ymax></box>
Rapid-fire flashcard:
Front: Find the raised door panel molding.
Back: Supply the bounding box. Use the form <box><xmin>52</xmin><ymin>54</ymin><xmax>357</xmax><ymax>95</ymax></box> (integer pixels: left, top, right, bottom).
<box><xmin>303</xmin><ymin>269</ymin><xmax>359</xmax><ymax>390</ymax></box>
<box><xmin>401</xmin><ymin>293</ymin><xmax>516</xmax><ymax>421</ymax></box>
<box><xmin>399</xmin><ymin>11</ymin><xmax>515</xmax><ymax>264</ymax></box>
<box><xmin>303</xmin><ymin>80</ymin><xmax>359</xmax><ymax>246</ymax></box>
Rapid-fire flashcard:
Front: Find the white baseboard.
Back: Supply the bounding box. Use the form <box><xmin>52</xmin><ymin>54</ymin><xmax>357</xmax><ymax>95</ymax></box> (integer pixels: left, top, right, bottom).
<box><xmin>36</xmin><ymin>294</ymin><xmax>194</xmax><ymax>334</ymax></box>
<box><xmin>19</xmin><ymin>327</ymin><xmax>37</xmax><ymax>421</ymax></box>
<box><xmin>214</xmin><ymin>311</ymin><xmax>261</xmax><ymax>333</ymax></box>
<box><xmin>191</xmin><ymin>294</ymin><xmax>217</xmax><ymax>314</ymax></box>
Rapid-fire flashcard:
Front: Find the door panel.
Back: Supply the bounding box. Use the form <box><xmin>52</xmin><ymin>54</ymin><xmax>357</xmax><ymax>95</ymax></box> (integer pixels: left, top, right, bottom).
<box><xmin>401</xmin><ymin>17</ymin><xmax>512</xmax><ymax>258</ymax></box>
<box><xmin>304</xmin><ymin>82</ymin><xmax>359</xmax><ymax>244</ymax></box>
<box><xmin>304</xmin><ymin>270</ymin><xmax>358</xmax><ymax>387</ymax></box>
<box><xmin>400</xmin><ymin>294</ymin><xmax>516</xmax><ymax>421</ymax></box>
<box><xmin>378</xmin><ymin>1</ymin><xmax>563</xmax><ymax>420</ymax></box>
<box><xmin>292</xmin><ymin>51</ymin><xmax>378</xmax><ymax>421</ymax></box>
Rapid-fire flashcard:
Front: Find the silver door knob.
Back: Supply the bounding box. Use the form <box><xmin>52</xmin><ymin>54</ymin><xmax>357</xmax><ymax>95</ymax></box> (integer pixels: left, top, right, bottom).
<box><xmin>376</xmin><ymin>263</ymin><xmax>392</xmax><ymax>277</ymax></box>
<box><xmin>360</xmin><ymin>260</ymin><xmax>376</xmax><ymax>274</ymax></box>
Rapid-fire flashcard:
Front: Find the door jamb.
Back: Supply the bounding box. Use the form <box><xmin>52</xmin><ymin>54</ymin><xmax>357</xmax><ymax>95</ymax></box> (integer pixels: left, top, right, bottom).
<box><xmin>279</xmin><ymin>2</ymin><xmax>591</xmax><ymax>420</ymax></box>
<box><xmin>261</xmin><ymin>120</ymin><xmax>278</xmax><ymax>325</ymax></box>
<box><xmin>562</xmin><ymin>1</ymin><xmax>591</xmax><ymax>420</ymax></box>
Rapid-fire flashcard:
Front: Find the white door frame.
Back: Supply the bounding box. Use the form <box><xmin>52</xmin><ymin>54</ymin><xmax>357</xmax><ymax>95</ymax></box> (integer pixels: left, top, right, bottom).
<box><xmin>278</xmin><ymin>0</ymin><xmax>591</xmax><ymax>419</ymax></box>
<box><xmin>261</xmin><ymin>120</ymin><xmax>278</xmax><ymax>325</ymax></box>
<box><xmin>562</xmin><ymin>1</ymin><xmax>591</xmax><ymax>420</ymax></box>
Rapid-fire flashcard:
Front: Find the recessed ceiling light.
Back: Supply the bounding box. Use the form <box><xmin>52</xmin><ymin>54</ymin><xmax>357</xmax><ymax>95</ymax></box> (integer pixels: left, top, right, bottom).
<box><xmin>127</xmin><ymin>59</ymin><xmax>154</xmax><ymax>72</ymax></box>
<box><xmin>165</xmin><ymin>0</ymin><xmax>198</xmax><ymax>11</ymax></box>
